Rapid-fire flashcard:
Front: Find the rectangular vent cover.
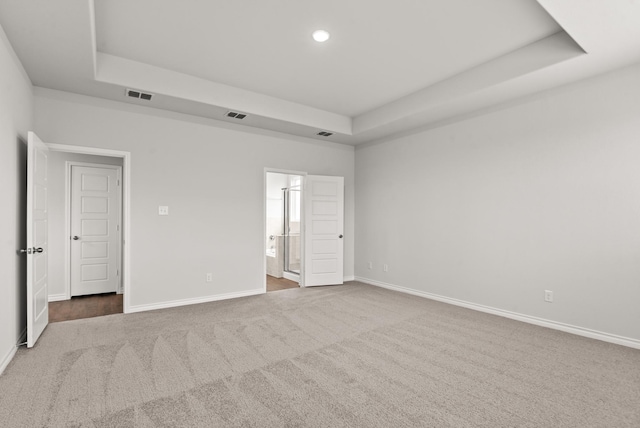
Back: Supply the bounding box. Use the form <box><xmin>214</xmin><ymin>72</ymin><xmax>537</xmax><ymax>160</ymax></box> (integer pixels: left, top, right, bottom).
<box><xmin>317</xmin><ymin>131</ymin><xmax>333</xmax><ymax>137</ymax></box>
<box><xmin>126</xmin><ymin>89</ymin><xmax>154</xmax><ymax>101</ymax></box>
<box><xmin>226</xmin><ymin>111</ymin><xmax>247</xmax><ymax>120</ymax></box>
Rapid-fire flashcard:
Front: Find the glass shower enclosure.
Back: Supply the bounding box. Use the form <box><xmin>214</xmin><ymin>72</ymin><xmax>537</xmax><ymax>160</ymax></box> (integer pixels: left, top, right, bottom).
<box><xmin>282</xmin><ymin>181</ymin><xmax>301</xmax><ymax>275</ymax></box>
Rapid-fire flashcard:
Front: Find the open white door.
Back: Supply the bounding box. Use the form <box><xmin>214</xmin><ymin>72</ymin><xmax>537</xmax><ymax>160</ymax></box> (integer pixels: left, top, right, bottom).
<box><xmin>25</xmin><ymin>131</ymin><xmax>49</xmax><ymax>347</ymax></box>
<box><xmin>303</xmin><ymin>175</ymin><xmax>344</xmax><ymax>287</ymax></box>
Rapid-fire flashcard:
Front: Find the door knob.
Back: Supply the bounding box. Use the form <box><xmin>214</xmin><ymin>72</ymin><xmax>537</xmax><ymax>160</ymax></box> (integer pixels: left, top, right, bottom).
<box><xmin>19</xmin><ymin>247</ymin><xmax>42</xmax><ymax>254</ymax></box>
<box><xmin>72</xmin><ymin>236</ymin><xmax>80</xmax><ymax>240</ymax></box>
<box><xmin>339</xmin><ymin>234</ymin><xmax>343</xmax><ymax>238</ymax></box>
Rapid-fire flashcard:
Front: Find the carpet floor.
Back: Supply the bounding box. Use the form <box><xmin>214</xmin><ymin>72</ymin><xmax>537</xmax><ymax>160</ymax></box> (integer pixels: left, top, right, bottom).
<box><xmin>0</xmin><ymin>282</ymin><xmax>638</xmax><ymax>427</ymax></box>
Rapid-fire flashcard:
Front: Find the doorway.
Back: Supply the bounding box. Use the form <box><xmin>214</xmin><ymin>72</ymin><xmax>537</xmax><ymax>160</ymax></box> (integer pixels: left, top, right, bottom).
<box><xmin>24</xmin><ymin>134</ymin><xmax>131</xmax><ymax>346</ymax></box>
<box><xmin>47</xmin><ymin>147</ymin><xmax>128</xmax><ymax>321</ymax></box>
<box><xmin>264</xmin><ymin>170</ymin><xmax>345</xmax><ymax>292</ymax></box>
<box><xmin>265</xmin><ymin>171</ymin><xmax>303</xmax><ymax>291</ymax></box>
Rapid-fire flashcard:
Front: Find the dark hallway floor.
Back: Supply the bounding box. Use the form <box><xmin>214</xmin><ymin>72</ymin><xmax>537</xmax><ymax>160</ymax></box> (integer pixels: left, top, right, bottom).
<box><xmin>48</xmin><ymin>293</ymin><xmax>123</xmax><ymax>323</ymax></box>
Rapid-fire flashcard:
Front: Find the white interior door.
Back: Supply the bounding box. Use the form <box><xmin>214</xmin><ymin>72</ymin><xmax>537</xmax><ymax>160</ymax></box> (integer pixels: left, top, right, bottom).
<box><xmin>303</xmin><ymin>175</ymin><xmax>344</xmax><ymax>287</ymax></box>
<box><xmin>26</xmin><ymin>131</ymin><xmax>49</xmax><ymax>348</ymax></box>
<box><xmin>71</xmin><ymin>165</ymin><xmax>121</xmax><ymax>296</ymax></box>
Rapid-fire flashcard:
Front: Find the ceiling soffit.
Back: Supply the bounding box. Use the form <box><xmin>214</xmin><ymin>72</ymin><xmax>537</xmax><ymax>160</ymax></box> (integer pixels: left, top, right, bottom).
<box><xmin>1</xmin><ymin>1</ymin><xmax>639</xmax><ymax>145</ymax></box>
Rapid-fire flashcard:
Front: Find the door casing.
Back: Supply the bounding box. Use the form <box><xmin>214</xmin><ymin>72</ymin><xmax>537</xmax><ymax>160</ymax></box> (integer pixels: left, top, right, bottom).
<box><xmin>48</xmin><ymin>144</ymin><xmax>132</xmax><ymax>313</ymax></box>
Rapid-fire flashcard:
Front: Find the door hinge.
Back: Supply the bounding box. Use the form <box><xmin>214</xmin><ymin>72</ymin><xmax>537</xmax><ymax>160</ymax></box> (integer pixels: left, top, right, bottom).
<box><xmin>117</xmin><ymin>224</ymin><xmax>120</xmax><ymax>231</ymax></box>
<box><xmin>117</xmin><ymin>269</ymin><xmax>119</xmax><ymax>277</ymax></box>
<box><xmin>117</xmin><ymin>179</ymin><xmax>120</xmax><ymax>186</ymax></box>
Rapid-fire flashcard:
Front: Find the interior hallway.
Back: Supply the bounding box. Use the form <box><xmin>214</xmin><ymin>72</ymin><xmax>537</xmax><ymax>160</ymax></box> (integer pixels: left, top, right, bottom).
<box><xmin>48</xmin><ymin>293</ymin><xmax>123</xmax><ymax>323</ymax></box>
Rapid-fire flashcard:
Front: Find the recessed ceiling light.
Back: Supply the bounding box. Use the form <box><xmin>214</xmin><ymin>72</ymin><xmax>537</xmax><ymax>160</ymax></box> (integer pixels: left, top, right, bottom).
<box><xmin>312</xmin><ymin>30</ymin><xmax>330</xmax><ymax>43</ymax></box>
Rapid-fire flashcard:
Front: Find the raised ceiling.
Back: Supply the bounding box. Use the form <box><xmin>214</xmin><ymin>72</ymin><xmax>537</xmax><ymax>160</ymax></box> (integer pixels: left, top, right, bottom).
<box><xmin>1</xmin><ymin>0</ymin><xmax>640</xmax><ymax>145</ymax></box>
<box><xmin>95</xmin><ymin>0</ymin><xmax>560</xmax><ymax>117</ymax></box>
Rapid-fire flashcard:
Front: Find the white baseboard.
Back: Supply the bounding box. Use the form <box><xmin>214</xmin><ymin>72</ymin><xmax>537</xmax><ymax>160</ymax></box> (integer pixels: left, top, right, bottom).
<box><xmin>0</xmin><ymin>345</ymin><xmax>17</xmax><ymax>376</ymax></box>
<box><xmin>343</xmin><ymin>275</ymin><xmax>355</xmax><ymax>282</ymax></box>
<box><xmin>355</xmin><ymin>276</ymin><xmax>640</xmax><ymax>350</ymax></box>
<box><xmin>0</xmin><ymin>328</ymin><xmax>26</xmax><ymax>376</ymax></box>
<box><xmin>127</xmin><ymin>288</ymin><xmax>264</xmax><ymax>314</ymax></box>
<box><xmin>48</xmin><ymin>293</ymin><xmax>68</xmax><ymax>302</ymax></box>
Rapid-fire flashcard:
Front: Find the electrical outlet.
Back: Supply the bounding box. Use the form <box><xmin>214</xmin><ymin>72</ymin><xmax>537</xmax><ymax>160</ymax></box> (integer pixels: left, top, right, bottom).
<box><xmin>544</xmin><ymin>290</ymin><xmax>553</xmax><ymax>303</ymax></box>
<box><xmin>368</xmin><ymin>261</ymin><xmax>373</xmax><ymax>270</ymax></box>
<box><xmin>206</xmin><ymin>273</ymin><xmax>213</xmax><ymax>282</ymax></box>
<box><xmin>158</xmin><ymin>206</ymin><xmax>169</xmax><ymax>216</ymax></box>
<box><xmin>383</xmin><ymin>264</ymin><xmax>388</xmax><ymax>272</ymax></box>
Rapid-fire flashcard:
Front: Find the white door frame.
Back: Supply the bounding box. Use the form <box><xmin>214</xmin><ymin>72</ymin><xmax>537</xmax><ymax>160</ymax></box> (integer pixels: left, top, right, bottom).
<box><xmin>48</xmin><ymin>144</ymin><xmax>132</xmax><ymax>314</ymax></box>
<box><xmin>66</xmin><ymin>161</ymin><xmax>123</xmax><ymax>299</ymax></box>
<box><xmin>264</xmin><ymin>168</ymin><xmax>307</xmax><ymax>292</ymax></box>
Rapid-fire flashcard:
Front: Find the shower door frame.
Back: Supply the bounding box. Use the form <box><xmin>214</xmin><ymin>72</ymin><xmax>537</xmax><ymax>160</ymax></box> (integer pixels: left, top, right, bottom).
<box><xmin>282</xmin><ymin>185</ymin><xmax>302</xmax><ymax>276</ymax></box>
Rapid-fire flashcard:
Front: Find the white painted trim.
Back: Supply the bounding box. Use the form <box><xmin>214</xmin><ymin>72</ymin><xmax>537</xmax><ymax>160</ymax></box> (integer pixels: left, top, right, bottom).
<box><xmin>355</xmin><ymin>276</ymin><xmax>640</xmax><ymax>350</ymax></box>
<box><xmin>0</xmin><ymin>345</ymin><xmax>18</xmax><ymax>376</ymax></box>
<box><xmin>63</xmin><ymin>162</ymin><xmax>71</xmax><ymax>300</ymax></box>
<box><xmin>65</xmin><ymin>162</ymin><xmax>123</xmax><ymax>298</ymax></box>
<box><xmin>127</xmin><ymin>289</ymin><xmax>264</xmax><ymax>314</ymax></box>
<box><xmin>1</xmin><ymin>328</ymin><xmax>26</xmax><ymax>376</ymax></box>
<box><xmin>46</xmin><ymin>143</ymin><xmax>132</xmax><ymax>314</ymax></box>
<box><xmin>48</xmin><ymin>293</ymin><xmax>68</xmax><ymax>302</ymax></box>
<box><xmin>343</xmin><ymin>275</ymin><xmax>355</xmax><ymax>282</ymax></box>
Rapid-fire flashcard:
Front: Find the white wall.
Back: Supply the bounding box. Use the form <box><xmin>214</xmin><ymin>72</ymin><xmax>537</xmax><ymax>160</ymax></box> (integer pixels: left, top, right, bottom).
<box><xmin>47</xmin><ymin>151</ymin><xmax>123</xmax><ymax>300</ymax></box>
<box><xmin>0</xmin><ymin>25</ymin><xmax>33</xmax><ymax>372</ymax></box>
<box><xmin>35</xmin><ymin>89</ymin><xmax>355</xmax><ymax>311</ymax></box>
<box><xmin>355</xmin><ymin>63</ymin><xmax>640</xmax><ymax>344</ymax></box>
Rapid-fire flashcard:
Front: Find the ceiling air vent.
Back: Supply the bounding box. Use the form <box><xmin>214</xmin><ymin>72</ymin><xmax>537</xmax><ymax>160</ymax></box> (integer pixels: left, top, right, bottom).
<box><xmin>317</xmin><ymin>131</ymin><xmax>333</xmax><ymax>137</ymax></box>
<box><xmin>226</xmin><ymin>111</ymin><xmax>247</xmax><ymax>120</ymax></box>
<box><xmin>126</xmin><ymin>88</ymin><xmax>154</xmax><ymax>101</ymax></box>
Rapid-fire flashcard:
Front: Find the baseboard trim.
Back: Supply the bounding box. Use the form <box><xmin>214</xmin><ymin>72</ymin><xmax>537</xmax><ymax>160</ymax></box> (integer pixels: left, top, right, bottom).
<box><xmin>0</xmin><ymin>328</ymin><xmax>26</xmax><ymax>376</ymax></box>
<box><xmin>343</xmin><ymin>275</ymin><xmax>355</xmax><ymax>282</ymax></box>
<box><xmin>48</xmin><ymin>293</ymin><xmax>68</xmax><ymax>302</ymax></box>
<box><xmin>355</xmin><ymin>276</ymin><xmax>640</xmax><ymax>350</ymax></box>
<box><xmin>0</xmin><ymin>345</ymin><xmax>17</xmax><ymax>376</ymax></box>
<box><xmin>126</xmin><ymin>288</ymin><xmax>264</xmax><ymax>314</ymax></box>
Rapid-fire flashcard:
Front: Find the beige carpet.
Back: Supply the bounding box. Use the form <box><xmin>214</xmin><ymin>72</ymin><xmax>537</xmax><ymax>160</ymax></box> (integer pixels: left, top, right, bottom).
<box><xmin>0</xmin><ymin>282</ymin><xmax>638</xmax><ymax>427</ymax></box>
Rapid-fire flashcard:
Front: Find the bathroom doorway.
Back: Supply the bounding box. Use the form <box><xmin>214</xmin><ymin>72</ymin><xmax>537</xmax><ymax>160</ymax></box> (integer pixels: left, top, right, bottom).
<box><xmin>266</xmin><ymin>171</ymin><xmax>303</xmax><ymax>291</ymax></box>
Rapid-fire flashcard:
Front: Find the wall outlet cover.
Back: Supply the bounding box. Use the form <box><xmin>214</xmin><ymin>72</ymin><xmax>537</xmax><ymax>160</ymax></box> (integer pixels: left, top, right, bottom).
<box><xmin>544</xmin><ymin>290</ymin><xmax>553</xmax><ymax>302</ymax></box>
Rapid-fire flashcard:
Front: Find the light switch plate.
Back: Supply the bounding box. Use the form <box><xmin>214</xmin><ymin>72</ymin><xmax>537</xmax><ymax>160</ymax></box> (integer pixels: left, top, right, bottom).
<box><xmin>158</xmin><ymin>206</ymin><xmax>169</xmax><ymax>215</ymax></box>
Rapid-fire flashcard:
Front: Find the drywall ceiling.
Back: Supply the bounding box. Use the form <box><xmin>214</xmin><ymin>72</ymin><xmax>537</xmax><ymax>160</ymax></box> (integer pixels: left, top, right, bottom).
<box><xmin>1</xmin><ymin>0</ymin><xmax>640</xmax><ymax>145</ymax></box>
<box><xmin>95</xmin><ymin>0</ymin><xmax>560</xmax><ymax>117</ymax></box>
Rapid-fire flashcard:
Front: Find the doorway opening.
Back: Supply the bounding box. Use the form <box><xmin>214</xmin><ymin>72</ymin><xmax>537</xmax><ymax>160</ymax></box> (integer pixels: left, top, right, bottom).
<box><xmin>47</xmin><ymin>145</ymin><xmax>130</xmax><ymax>321</ymax></box>
<box><xmin>265</xmin><ymin>171</ymin><xmax>303</xmax><ymax>292</ymax></box>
